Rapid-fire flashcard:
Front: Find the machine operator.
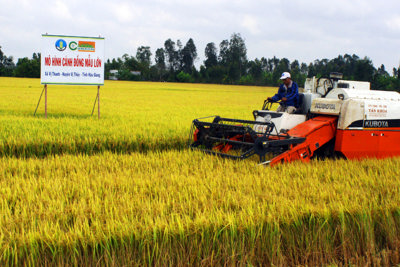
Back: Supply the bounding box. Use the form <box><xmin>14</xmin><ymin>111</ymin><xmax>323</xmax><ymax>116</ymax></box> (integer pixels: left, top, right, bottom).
<box><xmin>267</xmin><ymin>72</ymin><xmax>299</xmax><ymax>114</ymax></box>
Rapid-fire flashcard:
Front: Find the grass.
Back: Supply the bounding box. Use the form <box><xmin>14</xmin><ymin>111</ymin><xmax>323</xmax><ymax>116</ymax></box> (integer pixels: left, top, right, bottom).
<box><xmin>0</xmin><ymin>77</ymin><xmax>399</xmax><ymax>265</ymax></box>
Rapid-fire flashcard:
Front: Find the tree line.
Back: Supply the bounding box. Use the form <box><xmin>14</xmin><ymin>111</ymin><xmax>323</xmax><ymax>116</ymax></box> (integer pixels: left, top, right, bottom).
<box><xmin>1</xmin><ymin>33</ymin><xmax>399</xmax><ymax>91</ymax></box>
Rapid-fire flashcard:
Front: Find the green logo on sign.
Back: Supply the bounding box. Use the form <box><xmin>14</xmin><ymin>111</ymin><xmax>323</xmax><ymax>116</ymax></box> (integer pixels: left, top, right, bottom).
<box><xmin>69</xmin><ymin>41</ymin><xmax>78</xmax><ymax>51</ymax></box>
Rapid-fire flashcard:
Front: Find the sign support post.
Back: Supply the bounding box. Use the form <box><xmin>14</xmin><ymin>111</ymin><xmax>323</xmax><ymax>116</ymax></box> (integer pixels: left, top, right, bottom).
<box><xmin>45</xmin><ymin>84</ymin><xmax>48</xmax><ymax>118</ymax></box>
<box><xmin>91</xmin><ymin>85</ymin><xmax>101</xmax><ymax>119</ymax></box>
<box><xmin>97</xmin><ymin>85</ymin><xmax>100</xmax><ymax>119</ymax></box>
<box><xmin>34</xmin><ymin>84</ymin><xmax>48</xmax><ymax>117</ymax></box>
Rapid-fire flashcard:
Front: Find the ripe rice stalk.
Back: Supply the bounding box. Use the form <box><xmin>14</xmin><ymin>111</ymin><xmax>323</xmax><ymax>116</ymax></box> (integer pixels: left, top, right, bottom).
<box><xmin>0</xmin><ymin>78</ymin><xmax>400</xmax><ymax>265</ymax></box>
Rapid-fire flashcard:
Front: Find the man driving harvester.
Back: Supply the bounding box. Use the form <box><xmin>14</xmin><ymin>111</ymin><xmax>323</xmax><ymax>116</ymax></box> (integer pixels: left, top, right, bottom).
<box><xmin>267</xmin><ymin>72</ymin><xmax>299</xmax><ymax>113</ymax></box>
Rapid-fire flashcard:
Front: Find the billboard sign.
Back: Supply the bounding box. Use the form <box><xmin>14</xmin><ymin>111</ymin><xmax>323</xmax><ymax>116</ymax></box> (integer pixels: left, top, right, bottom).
<box><xmin>41</xmin><ymin>34</ymin><xmax>105</xmax><ymax>85</ymax></box>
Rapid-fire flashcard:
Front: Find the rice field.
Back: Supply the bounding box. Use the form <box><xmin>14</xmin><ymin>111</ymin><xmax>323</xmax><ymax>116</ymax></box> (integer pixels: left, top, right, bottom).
<box><xmin>0</xmin><ymin>78</ymin><xmax>267</xmax><ymax>157</ymax></box>
<box><xmin>0</xmin><ymin>77</ymin><xmax>400</xmax><ymax>266</ymax></box>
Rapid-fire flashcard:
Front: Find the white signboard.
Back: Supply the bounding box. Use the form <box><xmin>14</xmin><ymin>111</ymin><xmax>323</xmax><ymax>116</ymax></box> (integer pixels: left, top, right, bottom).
<box><xmin>41</xmin><ymin>34</ymin><xmax>105</xmax><ymax>85</ymax></box>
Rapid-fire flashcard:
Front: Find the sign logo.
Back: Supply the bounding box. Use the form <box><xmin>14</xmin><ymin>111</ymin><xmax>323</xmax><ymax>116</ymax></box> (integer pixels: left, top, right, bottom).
<box><xmin>78</xmin><ymin>41</ymin><xmax>96</xmax><ymax>52</ymax></box>
<box><xmin>55</xmin><ymin>39</ymin><xmax>67</xmax><ymax>51</ymax></box>
<box><xmin>69</xmin><ymin>41</ymin><xmax>78</xmax><ymax>51</ymax></box>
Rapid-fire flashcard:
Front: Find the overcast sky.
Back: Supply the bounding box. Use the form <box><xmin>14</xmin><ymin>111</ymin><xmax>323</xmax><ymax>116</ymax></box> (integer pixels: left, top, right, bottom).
<box><xmin>1</xmin><ymin>0</ymin><xmax>400</xmax><ymax>72</ymax></box>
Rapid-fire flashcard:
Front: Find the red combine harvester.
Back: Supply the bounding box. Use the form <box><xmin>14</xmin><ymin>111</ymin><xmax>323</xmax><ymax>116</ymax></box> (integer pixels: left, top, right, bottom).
<box><xmin>189</xmin><ymin>73</ymin><xmax>400</xmax><ymax>166</ymax></box>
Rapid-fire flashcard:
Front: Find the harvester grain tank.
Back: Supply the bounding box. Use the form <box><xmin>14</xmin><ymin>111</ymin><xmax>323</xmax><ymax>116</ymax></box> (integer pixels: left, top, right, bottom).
<box><xmin>189</xmin><ymin>73</ymin><xmax>400</xmax><ymax>165</ymax></box>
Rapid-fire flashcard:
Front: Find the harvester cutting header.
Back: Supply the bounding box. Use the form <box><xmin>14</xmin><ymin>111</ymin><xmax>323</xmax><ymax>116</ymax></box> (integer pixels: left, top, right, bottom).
<box><xmin>189</xmin><ymin>72</ymin><xmax>400</xmax><ymax>166</ymax></box>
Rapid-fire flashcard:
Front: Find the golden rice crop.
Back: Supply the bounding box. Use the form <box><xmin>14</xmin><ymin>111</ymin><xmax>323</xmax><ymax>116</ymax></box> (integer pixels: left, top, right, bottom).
<box><xmin>0</xmin><ymin>77</ymin><xmax>400</xmax><ymax>266</ymax></box>
<box><xmin>1</xmin><ymin>152</ymin><xmax>400</xmax><ymax>266</ymax></box>
<box><xmin>0</xmin><ymin>77</ymin><xmax>274</xmax><ymax>157</ymax></box>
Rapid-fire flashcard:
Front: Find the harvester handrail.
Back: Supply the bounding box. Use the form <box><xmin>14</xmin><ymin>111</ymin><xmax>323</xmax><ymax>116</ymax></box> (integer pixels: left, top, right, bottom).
<box><xmin>262</xmin><ymin>99</ymin><xmax>284</xmax><ymax>111</ymax></box>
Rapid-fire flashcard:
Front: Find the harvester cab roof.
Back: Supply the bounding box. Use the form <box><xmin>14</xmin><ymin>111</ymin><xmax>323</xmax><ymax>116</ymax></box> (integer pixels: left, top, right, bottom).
<box><xmin>189</xmin><ymin>73</ymin><xmax>400</xmax><ymax>166</ymax></box>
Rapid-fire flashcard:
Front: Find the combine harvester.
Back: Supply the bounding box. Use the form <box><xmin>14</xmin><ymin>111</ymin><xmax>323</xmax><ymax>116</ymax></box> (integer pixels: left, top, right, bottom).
<box><xmin>189</xmin><ymin>73</ymin><xmax>400</xmax><ymax>166</ymax></box>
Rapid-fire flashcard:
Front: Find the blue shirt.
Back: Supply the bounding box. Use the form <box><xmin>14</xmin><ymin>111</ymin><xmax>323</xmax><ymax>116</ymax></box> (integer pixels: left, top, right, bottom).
<box><xmin>271</xmin><ymin>81</ymin><xmax>299</xmax><ymax>108</ymax></box>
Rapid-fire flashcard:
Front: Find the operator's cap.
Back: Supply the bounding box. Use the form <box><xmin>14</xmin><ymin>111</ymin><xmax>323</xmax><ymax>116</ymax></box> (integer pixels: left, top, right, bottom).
<box><xmin>280</xmin><ymin>72</ymin><xmax>291</xmax><ymax>80</ymax></box>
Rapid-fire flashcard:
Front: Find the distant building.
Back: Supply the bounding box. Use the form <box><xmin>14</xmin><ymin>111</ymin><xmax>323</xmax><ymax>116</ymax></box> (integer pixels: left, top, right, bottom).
<box><xmin>108</xmin><ymin>70</ymin><xmax>141</xmax><ymax>80</ymax></box>
<box><xmin>130</xmin><ymin>71</ymin><xmax>141</xmax><ymax>76</ymax></box>
<box><xmin>109</xmin><ymin>70</ymin><xmax>118</xmax><ymax>80</ymax></box>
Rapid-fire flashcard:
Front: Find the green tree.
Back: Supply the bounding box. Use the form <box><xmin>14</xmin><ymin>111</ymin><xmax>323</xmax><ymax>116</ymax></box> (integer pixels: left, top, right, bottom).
<box><xmin>300</xmin><ymin>63</ymin><xmax>308</xmax><ymax>75</ymax></box>
<box><xmin>228</xmin><ymin>33</ymin><xmax>247</xmax><ymax>78</ymax></box>
<box><xmin>14</xmin><ymin>53</ymin><xmax>40</xmax><ymax>78</ymax></box>
<box><xmin>218</xmin><ymin>39</ymin><xmax>229</xmax><ymax>66</ymax></box>
<box><xmin>116</xmin><ymin>54</ymin><xmax>141</xmax><ymax>81</ymax></box>
<box><xmin>207</xmin><ymin>65</ymin><xmax>225</xmax><ymax>84</ymax></box>
<box><xmin>176</xmin><ymin>71</ymin><xmax>192</xmax><ymax>82</ymax></box>
<box><xmin>204</xmin><ymin>42</ymin><xmax>218</xmax><ymax>69</ymax></box>
<box><xmin>271</xmin><ymin>58</ymin><xmax>290</xmax><ymax>84</ymax></box>
<box><xmin>122</xmin><ymin>54</ymin><xmax>140</xmax><ymax>71</ymax></box>
<box><xmin>155</xmin><ymin>48</ymin><xmax>166</xmax><ymax>81</ymax></box>
<box><xmin>247</xmin><ymin>59</ymin><xmax>263</xmax><ymax>84</ymax></box>
<box><xmin>164</xmin><ymin>39</ymin><xmax>179</xmax><ymax>73</ymax></box>
<box><xmin>136</xmin><ymin>46</ymin><xmax>152</xmax><ymax>66</ymax></box>
<box><xmin>105</xmin><ymin>57</ymin><xmax>124</xmax><ymax>79</ymax></box>
<box><xmin>270</xmin><ymin>56</ymin><xmax>279</xmax><ymax>72</ymax></box>
<box><xmin>377</xmin><ymin>64</ymin><xmax>389</xmax><ymax>77</ymax></box>
<box><xmin>176</xmin><ymin>40</ymin><xmax>183</xmax><ymax>71</ymax></box>
<box><xmin>181</xmin><ymin>38</ymin><xmax>197</xmax><ymax>74</ymax></box>
<box><xmin>0</xmin><ymin>46</ymin><xmax>15</xmax><ymax>76</ymax></box>
<box><xmin>393</xmin><ymin>67</ymin><xmax>398</xmax><ymax>78</ymax></box>
<box><xmin>353</xmin><ymin>57</ymin><xmax>374</xmax><ymax>81</ymax></box>
<box><xmin>134</xmin><ymin>47</ymin><xmax>152</xmax><ymax>80</ymax></box>
<box><xmin>216</xmin><ymin>33</ymin><xmax>247</xmax><ymax>83</ymax></box>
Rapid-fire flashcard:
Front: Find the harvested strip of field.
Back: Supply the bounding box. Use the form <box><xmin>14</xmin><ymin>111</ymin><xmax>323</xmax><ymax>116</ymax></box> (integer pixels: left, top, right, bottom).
<box><xmin>1</xmin><ymin>152</ymin><xmax>400</xmax><ymax>265</ymax></box>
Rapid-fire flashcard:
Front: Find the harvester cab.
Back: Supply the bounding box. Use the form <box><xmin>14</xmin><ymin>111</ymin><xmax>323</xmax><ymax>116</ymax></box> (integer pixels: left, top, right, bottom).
<box><xmin>189</xmin><ymin>73</ymin><xmax>400</xmax><ymax>166</ymax></box>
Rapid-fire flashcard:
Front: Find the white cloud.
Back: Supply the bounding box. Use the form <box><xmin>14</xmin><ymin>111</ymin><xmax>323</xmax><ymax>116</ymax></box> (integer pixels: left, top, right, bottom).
<box><xmin>386</xmin><ymin>16</ymin><xmax>400</xmax><ymax>31</ymax></box>
<box><xmin>112</xmin><ymin>2</ymin><xmax>136</xmax><ymax>23</ymax></box>
<box><xmin>241</xmin><ymin>15</ymin><xmax>260</xmax><ymax>35</ymax></box>
<box><xmin>50</xmin><ymin>1</ymin><xmax>72</xmax><ymax>20</ymax></box>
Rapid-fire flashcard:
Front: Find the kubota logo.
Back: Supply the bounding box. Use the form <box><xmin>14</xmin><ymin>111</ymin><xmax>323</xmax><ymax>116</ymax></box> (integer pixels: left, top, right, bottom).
<box><xmin>315</xmin><ymin>103</ymin><xmax>336</xmax><ymax>110</ymax></box>
<box><xmin>78</xmin><ymin>41</ymin><xmax>95</xmax><ymax>52</ymax></box>
<box><xmin>364</xmin><ymin>120</ymin><xmax>388</xmax><ymax>128</ymax></box>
